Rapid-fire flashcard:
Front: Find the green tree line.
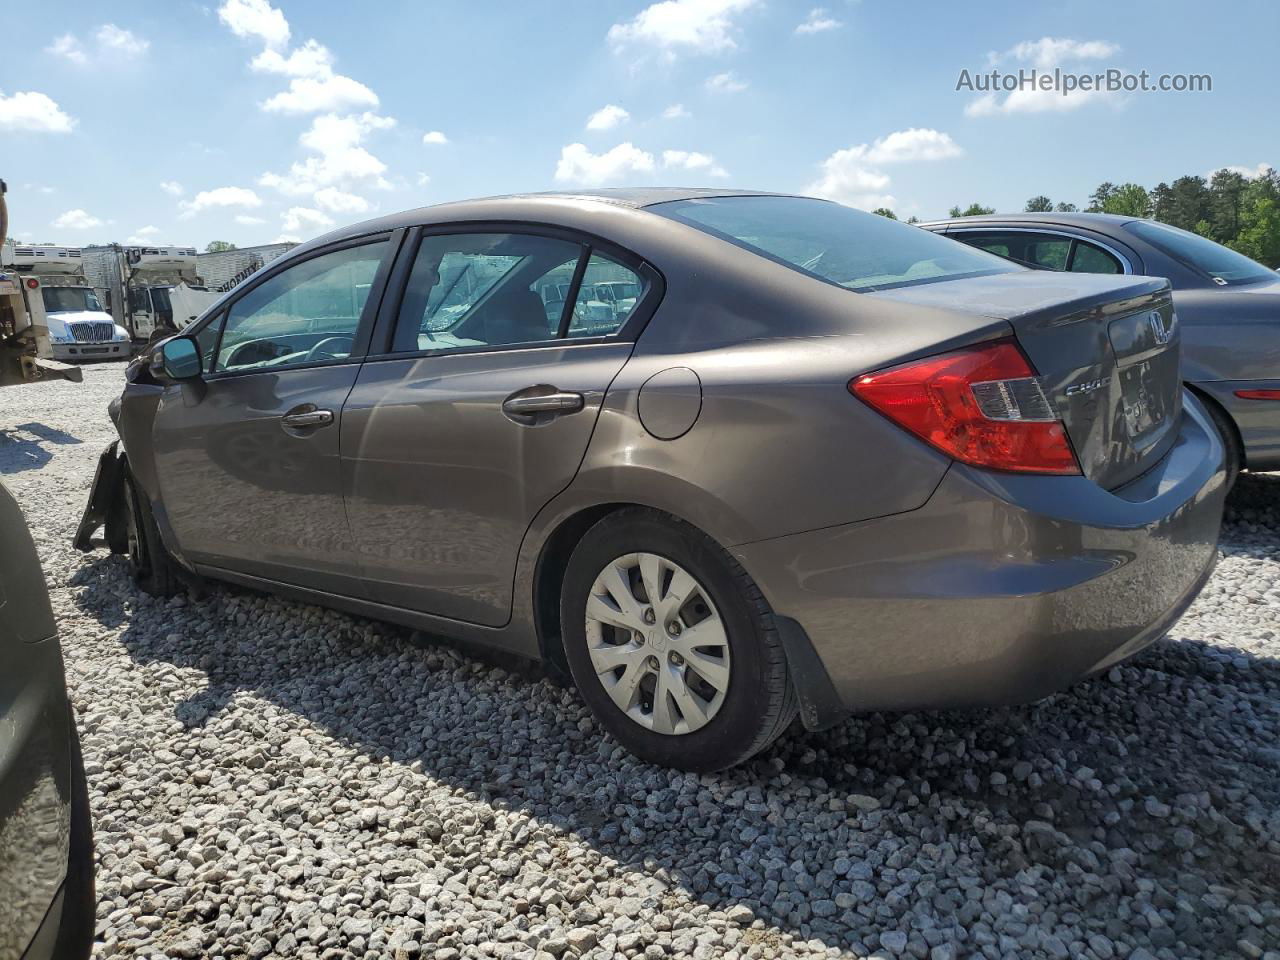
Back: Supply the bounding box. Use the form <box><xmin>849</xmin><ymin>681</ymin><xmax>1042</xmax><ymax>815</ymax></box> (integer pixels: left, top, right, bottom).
<box><xmin>871</xmin><ymin>168</ymin><xmax>1280</xmax><ymax>267</ymax></box>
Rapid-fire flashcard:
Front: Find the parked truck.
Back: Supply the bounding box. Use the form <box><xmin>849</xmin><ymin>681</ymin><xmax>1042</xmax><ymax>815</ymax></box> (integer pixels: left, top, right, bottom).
<box><xmin>0</xmin><ymin>240</ymin><xmax>133</xmax><ymax>362</ymax></box>
<box><xmin>0</xmin><ymin>181</ymin><xmax>86</xmax><ymax>386</ymax></box>
<box><xmin>82</xmin><ymin>244</ymin><xmax>221</xmax><ymax>342</ymax></box>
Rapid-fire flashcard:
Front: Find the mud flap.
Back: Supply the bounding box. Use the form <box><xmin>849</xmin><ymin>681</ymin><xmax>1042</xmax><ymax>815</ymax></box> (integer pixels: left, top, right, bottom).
<box><xmin>72</xmin><ymin>441</ymin><xmax>125</xmax><ymax>552</ymax></box>
<box><xmin>775</xmin><ymin>615</ymin><xmax>848</xmax><ymax>732</ymax></box>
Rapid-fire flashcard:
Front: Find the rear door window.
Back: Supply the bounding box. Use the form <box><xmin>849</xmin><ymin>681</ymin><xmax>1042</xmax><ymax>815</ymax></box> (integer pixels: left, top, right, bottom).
<box><xmin>389</xmin><ymin>233</ymin><xmax>650</xmax><ymax>353</ymax></box>
<box><xmin>392</xmin><ymin>233</ymin><xmax>583</xmax><ymax>353</ymax></box>
<box><xmin>565</xmin><ymin>254</ymin><xmax>644</xmax><ymax>338</ymax></box>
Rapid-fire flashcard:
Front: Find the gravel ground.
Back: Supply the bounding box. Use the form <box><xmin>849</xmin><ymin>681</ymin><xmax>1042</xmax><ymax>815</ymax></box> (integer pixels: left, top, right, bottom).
<box><xmin>3</xmin><ymin>361</ymin><xmax>1279</xmax><ymax>960</ymax></box>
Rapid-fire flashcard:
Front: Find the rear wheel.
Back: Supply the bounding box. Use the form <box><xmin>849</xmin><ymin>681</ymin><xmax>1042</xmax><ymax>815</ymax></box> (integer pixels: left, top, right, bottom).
<box><xmin>1200</xmin><ymin>394</ymin><xmax>1243</xmax><ymax>492</ymax></box>
<box><xmin>124</xmin><ymin>472</ymin><xmax>181</xmax><ymax>597</ymax></box>
<box><xmin>561</xmin><ymin>509</ymin><xmax>796</xmax><ymax>771</ymax></box>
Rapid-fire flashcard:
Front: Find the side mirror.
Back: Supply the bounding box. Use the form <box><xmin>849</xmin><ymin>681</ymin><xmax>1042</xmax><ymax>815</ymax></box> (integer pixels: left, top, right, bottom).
<box><xmin>158</xmin><ymin>336</ymin><xmax>203</xmax><ymax>380</ymax></box>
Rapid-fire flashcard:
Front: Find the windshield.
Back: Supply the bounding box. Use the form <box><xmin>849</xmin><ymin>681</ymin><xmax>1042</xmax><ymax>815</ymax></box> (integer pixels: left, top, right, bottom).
<box><xmin>650</xmin><ymin>195</ymin><xmax>1019</xmax><ymax>292</ymax></box>
<box><xmin>41</xmin><ymin>286</ymin><xmax>103</xmax><ymax>313</ymax></box>
<box><xmin>1126</xmin><ymin>220</ymin><xmax>1276</xmax><ymax>285</ymax></box>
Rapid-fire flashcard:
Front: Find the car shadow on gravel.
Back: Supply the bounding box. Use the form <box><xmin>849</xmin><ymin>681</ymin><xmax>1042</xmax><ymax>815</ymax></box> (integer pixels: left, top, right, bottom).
<box><xmin>68</xmin><ymin>481</ymin><xmax>1280</xmax><ymax>959</ymax></box>
<box><xmin>0</xmin><ymin>422</ymin><xmax>82</xmax><ymax>473</ymax></box>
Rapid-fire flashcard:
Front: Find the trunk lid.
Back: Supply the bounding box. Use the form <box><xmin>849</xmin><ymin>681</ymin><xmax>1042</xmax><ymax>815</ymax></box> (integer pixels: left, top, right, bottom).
<box><xmin>867</xmin><ymin>272</ymin><xmax>1180</xmax><ymax>489</ymax></box>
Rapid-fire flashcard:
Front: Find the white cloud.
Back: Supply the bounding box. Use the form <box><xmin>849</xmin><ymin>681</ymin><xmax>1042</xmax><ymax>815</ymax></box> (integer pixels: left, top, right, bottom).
<box><xmin>48</xmin><ymin>25</ymin><xmax>149</xmax><ymax>64</ymax></box>
<box><xmin>421</xmin><ymin>130</ymin><xmax>449</xmax><ymax>145</ymax></box>
<box><xmin>127</xmin><ymin>226</ymin><xmax>162</xmax><ymax>243</ymax></box>
<box><xmin>795</xmin><ymin>8</ymin><xmax>842</xmax><ymax>35</ymax></box>
<box><xmin>0</xmin><ymin>90</ymin><xmax>76</xmax><ymax>133</ymax></box>
<box><xmin>47</xmin><ymin>34</ymin><xmax>87</xmax><ymax>64</ymax></box>
<box><xmin>662</xmin><ymin>103</ymin><xmax>690</xmax><ymax>119</ymax></box>
<box><xmin>260</xmin><ymin>112</ymin><xmax>395</xmax><ymax>195</ymax></box>
<box><xmin>223</xmin><ymin>4</ymin><xmax>374</xmax><ymax>115</ymax></box>
<box><xmin>608</xmin><ymin>0</ymin><xmax>759</xmax><ymax>57</ymax></box>
<box><xmin>52</xmin><ymin>209</ymin><xmax>104</xmax><ymax>230</ymax></box>
<box><xmin>235</xmin><ymin>214</ymin><xmax>267</xmax><ymax>225</ymax></box>
<box><xmin>251</xmin><ymin>38</ymin><xmax>333</xmax><ymax>77</ymax></box>
<box><xmin>1005</xmin><ymin>37</ymin><xmax>1120</xmax><ymax>68</ymax></box>
<box><xmin>218</xmin><ymin>0</ymin><xmax>290</xmax><ymax>49</ymax></box>
<box><xmin>705</xmin><ymin>71</ymin><xmax>747</xmax><ymax>93</ymax></box>
<box><xmin>416</xmin><ymin>172</ymin><xmax>432</xmax><ymax>187</ymax></box>
<box><xmin>663</xmin><ymin>149</ymin><xmax>728</xmax><ymax>177</ymax></box>
<box><xmin>966</xmin><ymin>37</ymin><xmax>1122</xmax><ymax>116</ymax></box>
<box><xmin>218</xmin><ymin>0</ymin><xmax>392</xmax><ymax>203</ymax></box>
<box><xmin>160</xmin><ymin>180</ymin><xmax>185</xmax><ymax>197</ymax></box>
<box><xmin>807</xmin><ymin>155</ymin><xmax>894</xmax><ymax>209</ymax></box>
<box><xmin>554</xmin><ymin>142</ymin><xmax>656</xmax><ymax>187</ymax></box>
<box><xmin>96</xmin><ymin>24</ymin><xmax>149</xmax><ymax>58</ymax></box>
<box><xmin>281</xmin><ymin>207</ymin><xmax>334</xmax><ymax>233</ymax></box>
<box><xmin>807</xmin><ymin>128</ymin><xmax>962</xmax><ymax>209</ymax></box>
<box><xmin>179</xmin><ymin>186</ymin><xmax>263</xmax><ymax>218</ymax></box>
<box><xmin>586</xmin><ymin>104</ymin><xmax>629</xmax><ymax>131</ymax></box>
<box><xmin>1210</xmin><ymin>163</ymin><xmax>1273</xmax><ymax>180</ymax></box>
<box><xmin>862</xmin><ymin>128</ymin><xmax>962</xmax><ymax>165</ymax></box>
<box><xmin>313</xmin><ymin>187</ymin><xmax>370</xmax><ymax>213</ymax></box>
<box><xmin>261</xmin><ymin>74</ymin><xmax>379</xmax><ymax>114</ymax></box>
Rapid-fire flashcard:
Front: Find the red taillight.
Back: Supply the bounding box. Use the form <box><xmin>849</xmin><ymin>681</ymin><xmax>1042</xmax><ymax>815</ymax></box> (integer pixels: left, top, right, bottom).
<box><xmin>850</xmin><ymin>339</ymin><xmax>1080</xmax><ymax>475</ymax></box>
<box><xmin>1235</xmin><ymin>389</ymin><xmax>1280</xmax><ymax>401</ymax></box>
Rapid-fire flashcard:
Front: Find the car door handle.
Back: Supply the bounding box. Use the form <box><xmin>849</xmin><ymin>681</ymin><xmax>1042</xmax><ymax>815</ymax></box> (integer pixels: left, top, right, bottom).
<box><xmin>281</xmin><ymin>408</ymin><xmax>334</xmax><ymax>429</ymax></box>
<box><xmin>502</xmin><ymin>391</ymin><xmax>584</xmax><ymax>416</ymax></box>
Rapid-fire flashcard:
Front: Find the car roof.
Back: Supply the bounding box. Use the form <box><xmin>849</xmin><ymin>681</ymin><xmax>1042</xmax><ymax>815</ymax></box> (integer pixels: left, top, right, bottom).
<box><xmin>301</xmin><ymin>188</ymin><xmax>802</xmax><ymax>252</ymax></box>
<box><xmin>918</xmin><ymin>212</ymin><xmax>1140</xmax><ymax>231</ymax></box>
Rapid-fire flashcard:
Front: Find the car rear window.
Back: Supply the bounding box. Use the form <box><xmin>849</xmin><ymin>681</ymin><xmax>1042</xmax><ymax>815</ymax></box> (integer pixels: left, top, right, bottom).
<box><xmin>650</xmin><ymin>195</ymin><xmax>1019</xmax><ymax>292</ymax></box>
<box><xmin>1126</xmin><ymin>220</ymin><xmax>1275</xmax><ymax>285</ymax></box>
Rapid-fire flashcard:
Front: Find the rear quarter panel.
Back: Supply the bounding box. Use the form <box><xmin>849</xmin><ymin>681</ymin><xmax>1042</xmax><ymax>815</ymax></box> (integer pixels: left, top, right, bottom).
<box><xmin>553</xmin><ymin>242</ymin><xmax>1022</xmax><ymax>547</ymax></box>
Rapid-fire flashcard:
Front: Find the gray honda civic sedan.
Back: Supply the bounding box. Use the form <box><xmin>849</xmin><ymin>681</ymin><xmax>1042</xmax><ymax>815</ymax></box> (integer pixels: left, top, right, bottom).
<box><xmin>922</xmin><ymin>212</ymin><xmax>1280</xmax><ymax>485</ymax></box>
<box><xmin>76</xmin><ymin>190</ymin><xmax>1225</xmax><ymax>771</ymax></box>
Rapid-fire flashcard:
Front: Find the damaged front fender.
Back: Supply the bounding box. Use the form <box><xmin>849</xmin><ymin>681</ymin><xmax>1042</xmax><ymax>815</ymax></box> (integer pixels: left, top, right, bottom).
<box><xmin>72</xmin><ymin>441</ymin><xmax>127</xmax><ymax>553</ymax></box>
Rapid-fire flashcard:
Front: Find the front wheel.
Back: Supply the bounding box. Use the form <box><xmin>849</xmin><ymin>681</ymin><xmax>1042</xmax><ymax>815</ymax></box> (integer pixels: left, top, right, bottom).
<box><xmin>124</xmin><ymin>472</ymin><xmax>181</xmax><ymax>597</ymax></box>
<box><xmin>561</xmin><ymin>509</ymin><xmax>796</xmax><ymax>772</ymax></box>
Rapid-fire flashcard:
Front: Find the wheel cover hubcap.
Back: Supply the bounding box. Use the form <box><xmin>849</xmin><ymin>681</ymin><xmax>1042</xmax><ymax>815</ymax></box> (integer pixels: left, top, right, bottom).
<box><xmin>584</xmin><ymin>552</ymin><xmax>731</xmax><ymax>736</ymax></box>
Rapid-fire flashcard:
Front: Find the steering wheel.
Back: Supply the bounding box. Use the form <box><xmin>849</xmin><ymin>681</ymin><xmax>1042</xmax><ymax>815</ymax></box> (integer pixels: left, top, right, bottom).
<box><xmin>305</xmin><ymin>335</ymin><xmax>355</xmax><ymax>363</ymax></box>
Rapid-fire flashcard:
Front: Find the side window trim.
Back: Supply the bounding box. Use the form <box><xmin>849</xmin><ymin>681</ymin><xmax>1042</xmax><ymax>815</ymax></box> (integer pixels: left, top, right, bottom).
<box><xmin>368</xmin><ymin>221</ymin><xmax>666</xmax><ymax>362</ymax></box>
<box><xmin>202</xmin><ymin>230</ymin><xmax>402</xmax><ymax>379</ymax></box>
<box><xmin>557</xmin><ymin>245</ymin><xmax>592</xmax><ymax>339</ymax></box>
<box><xmin>949</xmin><ymin>226</ymin><xmax>1135</xmax><ymax>274</ymax></box>
<box><xmin>207</xmin><ymin>308</ymin><xmax>228</xmax><ymax>375</ymax></box>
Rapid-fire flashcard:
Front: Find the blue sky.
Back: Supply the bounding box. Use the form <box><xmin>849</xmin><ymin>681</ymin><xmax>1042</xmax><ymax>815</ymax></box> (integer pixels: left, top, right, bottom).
<box><xmin>2</xmin><ymin>0</ymin><xmax>1276</xmax><ymax>248</ymax></box>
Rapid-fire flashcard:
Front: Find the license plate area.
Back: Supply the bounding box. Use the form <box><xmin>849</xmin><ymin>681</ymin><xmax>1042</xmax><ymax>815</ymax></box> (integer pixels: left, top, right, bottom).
<box><xmin>1108</xmin><ymin>306</ymin><xmax>1180</xmax><ymax>451</ymax></box>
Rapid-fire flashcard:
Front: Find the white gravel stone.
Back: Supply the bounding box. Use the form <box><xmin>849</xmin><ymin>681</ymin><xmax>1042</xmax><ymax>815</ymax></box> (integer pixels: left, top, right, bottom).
<box><xmin>3</xmin><ymin>361</ymin><xmax>1279</xmax><ymax>959</ymax></box>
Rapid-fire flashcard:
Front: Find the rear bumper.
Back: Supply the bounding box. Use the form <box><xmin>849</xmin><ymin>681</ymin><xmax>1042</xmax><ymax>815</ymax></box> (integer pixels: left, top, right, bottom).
<box><xmin>736</xmin><ymin>392</ymin><xmax>1226</xmax><ymax>720</ymax></box>
<box><xmin>1194</xmin><ymin>378</ymin><xmax>1280</xmax><ymax>472</ymax></box>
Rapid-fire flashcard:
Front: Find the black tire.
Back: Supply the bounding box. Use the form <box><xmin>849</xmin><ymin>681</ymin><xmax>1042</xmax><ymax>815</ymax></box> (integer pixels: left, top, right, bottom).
<box><xmin>124</xmin><ymin>471</ymin><xmax>181</xmax><ymax>597</ymax></box>
<box><xmin>561</xmin><ymin>508</ymin><xmax>797</xmax><ymax>772</ymax></box>
<box><xmin>1200</xmin><ymin>394</ymin><xmax>1243</xmax><ymax>492</ymax></box>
